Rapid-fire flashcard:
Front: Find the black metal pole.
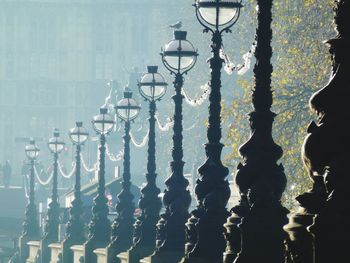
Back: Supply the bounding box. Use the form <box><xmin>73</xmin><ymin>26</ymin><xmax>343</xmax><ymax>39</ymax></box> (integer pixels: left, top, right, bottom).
<box><xmin>290</xmin><ymin>1</ymin><xmax>349</xmax><ymax>263</ymax></box>
<box><xmin>62</xmin><ymin>144</ymin><xmax>85</xmax><ymax>263</ymax></box>
<box><xmin>19</xmin><ymin>158</ymin><xmax>39</xmax><ymax>263</ymax></box>
<box><xmin>182</xmin><ymin>29</ymin><xmax>230</xmax><ymax>263</ymax></box>
<box><xmin>84</xmin><ymin>134</ymin><xmax>111</xmax><ymax>263</ymax></box>
<box><xmin>126</xmin><ymin>100</ymin><xmax>162</xmax><ymax>263</ymax></box>
<box><xmin>231</xmin><ymin>1</ymin><xmax>289</xmax><ymax>262</ymax></box>
<box><xmin>147</xmin><ymin>72</ymin><xmax>191</xmax><ymax>263</ymax></box>
<box><xmin>107</xmin><ymin>121</ymin><xmax>135</xmax><ymax>262</ymax></box>
<box><xmin>41</xmin><ymin>152</ymin><xmax>61</xmax><ymax>263</ymax></box>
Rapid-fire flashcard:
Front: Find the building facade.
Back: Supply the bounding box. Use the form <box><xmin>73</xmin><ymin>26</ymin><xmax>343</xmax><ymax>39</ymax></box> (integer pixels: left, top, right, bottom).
<box><xmin>0</xmin><ymin>0</ymin><xmax>182</xmax><ymax>185</ymax></box>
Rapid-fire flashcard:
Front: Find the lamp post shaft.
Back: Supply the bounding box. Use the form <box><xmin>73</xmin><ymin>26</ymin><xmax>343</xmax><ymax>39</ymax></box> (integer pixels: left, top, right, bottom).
<box><xmin>75</xmin><ymin>145</ymin><xmax>81</xmax><ymax>203</ymax></box>
<box><xmin>171</xmin><ymin>73</ymin><xmax>185</xmax><ymax>177</ymax></box>
<box><xmin>149</xmin><ymin>72</ymin><xmax>191</xmax><ymax>263</ymax></box>
<box><xmin>133</xmin><ymin>100</ymin><xmax>161</xmax><ymax>246</ymax></box>
<box><xmin>98</xmin><ymin>135</ymin><xmax>107</xmax><ymax>197</ymax></box>
<box><xmin>45</xmin><ymin>152</ymin><xmax>60</xmax><ymax>239</ymax></box>
<box><xmin>231</xmin><ymin>1</ymin><xmax>288</xmax><ymax>262</ymax></box>
<box><xmin>124</xmin><ymin>100</ymin><xmax>162</xmax><ymax>263</ymax></box>
<box><xmin>208</xmin><ymin>31</ymin><xmax>224</xmax><ymax>144</ymax></box>
<box><xmin>147</xmin><ymin>101</ymin><xmax>157</xmax><ymax>182</ymax></box>
<box><xmin>107</xmin><ymin>121</ymin><xmax>135</xmax><ymax>262</ymax></box>
<box><xmin>142</xmin><ymin>100</ymin><xmax>162</xmax><ymax>246</ymax></box>
<box><xmin>19</xmin><ymin>158</ymin><xmax>39</xmax><ymax>263</ymax></box>
<box><xmin>62</xmin><ymin>144</ymin><xmax>85</xmax><ymax>263</ymax></box>
<box><xmin>183</xmin><ymin>29</ymin><xmax>230</xmax><ymax>263</ymax></box>
<box><xmin>84</xmin><ymin>134</ymin><xmax>111</xmax><ymax>263</ymax></box>
<box><xmin>41</xmin><ymin>152</ymin><xmax>61</xmax><ymax>263</ymax></box>
<box><xmin>52</xmin><ymin>153</ymin><xmax>58</xmax><ymax>205</ymax></box>
<box><xmin>29</xmin><ymin>159</ymin><xmax>35</xmax><ymax>206</ymax></box>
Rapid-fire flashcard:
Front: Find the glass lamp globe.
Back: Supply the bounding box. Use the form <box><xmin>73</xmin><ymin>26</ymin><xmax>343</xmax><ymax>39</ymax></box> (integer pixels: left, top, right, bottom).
<box><xmin>162</xmin><ymin>31</ymin><xmax>198</xmax><ymax>72</ymax></box>
<box><xmin>92</xmin><ymin>108</ymin><xmax>115</xmax><ymax>135</ymax></box>
<box><xmin>69</xmin><ymin>121</ymin><xmax>89</xmax><ymax>145</ymax></box>
<box><xmin>25</xmin><ymin>138</ymin><xmax>40</xmax><ymax>159</ymax></box>
<box><xmin>48</xmin><ymin>129</ymin><xmax>65</xmax><ymax>154</ymax></box>
<box><xmin>115</xmin><ymin>89</ymin><xmax>141</xmax><ymax>122</ymax></box>
<box><xmin>139</xmin><ymin>66</ymin><xmax>167</xmax><ymax>101</ymax></box>
<box><xmin>196</xmin><ymin>0</ymin><xmax>242</xmax><ymax>27</ymax></box>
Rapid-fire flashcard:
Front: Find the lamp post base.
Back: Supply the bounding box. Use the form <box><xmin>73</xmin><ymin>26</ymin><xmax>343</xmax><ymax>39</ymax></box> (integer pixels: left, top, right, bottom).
<box><xmin>105</xmin><ymin>239</ymin><xmax>133</xmax><ymax>262</ymax></box>
<box><xmin>140</xmin><ymin>249</ymin><xmax>184</xmax><ymax>263</ymax></box>
<box><xmin>19</xmin><ymin>234</ymin><xmax>31</xmax><ymax>262</ymax></box>
<box><xmin>284</xmin><ymin>211</ymin><xmax>314</xmax><ymax>263</ymax></box>
<box><xmin>181</xmin><ymin>257</ymin><xmax>222</xmax><ymax>263</ymax></box>
<box><xmin>40</xmin><ymin>238</ymin><xmax>55</xmax><ymax>263</ymax></box>
<box><xmin>61</xmin><ymin>238</ymin><xmax>84</xmax><ymax>263</ymax></box>
<box><xmin>83</xmin><ymin>239</ymin><xmax>109</xmax><ymax>263</ymax></box>
<box><xmin>118</xmin><ymin>246</ymin><xmax>154</xmax><ymax>263</ymax></box>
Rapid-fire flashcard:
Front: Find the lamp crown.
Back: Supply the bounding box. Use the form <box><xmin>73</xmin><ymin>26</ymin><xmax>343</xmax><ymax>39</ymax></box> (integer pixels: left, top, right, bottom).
<box><xmin>29</xmin><ymin>138</ymin><xmax>35</xmax><ymax>145</ymax></box>
<box><xmin>76</xmin><ymin>121</ymin><xmax>83</xmax><ymax>127</ymax></box>
<box><xmin>100</xmin><ymin>108</ymin><xmax>108</xmax><ymax>114</ymax></box>
<box><xmin>174</xmin><ymin>30</ymin><xmax>187</xmax><ymax>40</ymax></box>
<box><xmin>124</xmin><ymin>90</ymin><xmax>133</xmax><ymax>99</ymax></box>
<box><xmin>53</xmin><ymin>128</ymin><xmax>59</xmax><ymax>137</ymax></box>
<box><xmin>147</xmin><ymin>66</ymin><xmax>158</xmax><ymax>73</ymax></box>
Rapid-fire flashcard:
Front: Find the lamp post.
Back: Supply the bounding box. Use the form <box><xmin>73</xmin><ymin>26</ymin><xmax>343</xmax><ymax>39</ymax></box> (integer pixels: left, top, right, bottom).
<box><xmin>122</xmin><ymin>66</ymin><xmax>167</xmax><ymax>263</ymax></box>
<box><xmin>19</xmin><ymin>138</ymin><xmax>40</xmax><ymax>263</ymax></box>
<box><xmin>145</xmin><ymin>31</ymin><xmax>197</xmax><ymax>263</ymax></box>
<box><xmin>227</xmin><ymin>1</ymin><xmax>288</xmax><ymax>263</ymax></box>
<box><xmin>286</xmin><ymin>1</ymin><xmax>350</xmax><ymax>263</ymax></box>
<box><xmin>41</xmin><ymin>128</ymin><xmax>65</xmax><ymax>263</ymax></box>
<box><xmin>84</xmin><ymin>107</ymin><xmax>114</xmax><ymax>263</ymax></box>
<box><xmin>107</xmin><ymin>87</ymin><xmax>140</xmax><ymax>262</ymax></box>
<box><xmin>62</xmin><ymin>122</ymin><xmax>89</xmax><ymax>263</ymax></box>
<box><xmin>182</xmin><ymin>1</ymin><xmax>242</xmax><ymax>262</ymax></box>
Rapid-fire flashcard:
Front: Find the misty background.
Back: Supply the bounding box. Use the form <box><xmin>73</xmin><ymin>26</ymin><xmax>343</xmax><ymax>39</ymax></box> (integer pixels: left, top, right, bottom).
<box><xmin>0</xmin><ymin>0</ymin><xmax>252</xmax><ymax>197</ymax></box>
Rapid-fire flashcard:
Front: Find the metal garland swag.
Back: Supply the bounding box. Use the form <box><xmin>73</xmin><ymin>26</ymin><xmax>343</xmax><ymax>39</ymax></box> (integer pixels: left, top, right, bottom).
<box><xmin>105</xmin><ymin>143</ymin><xmax>124</xmax><ymax>162</ymax></box>
<box><xmin>182</xmin><ymin>83</ymin><xmax>210</xmax><ymax>107</ymax></box>
<box><xmin>155</xmin><ymin>112</ymin><xmax>174</xmax><ymax>131</ymax></box>
<box><xmin>34</xmin><ymin>165</ymin><xmax>54</xmax><ymax>186</ymax></box>
<box><xmin>220</xmin><ymin>41</ymin><xmax>257</xmax><ymax>75</ymax></box>
<box><xmin>57</xmin><ymin>161</ymin><xmax>76</xmax><ymax>179</ymax></box>
<box><xmin>129</xmin><ymin>128</ymin><xmax>149</xmax><ymax>148</ymax></box>
<box><xmin>80</xmin><ymin>153</ymin><xmax>98</xmax><ymax>173</ymax></box>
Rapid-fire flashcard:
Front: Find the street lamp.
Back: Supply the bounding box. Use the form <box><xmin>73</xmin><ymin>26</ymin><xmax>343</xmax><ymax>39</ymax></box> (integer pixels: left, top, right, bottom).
<box><xmin>162</xmin><ymin>31</ymin><xmax>198</xmax><ymax>75</ymax></box>
<box><xmin>62</xmin><ymin>122</ymin><xmax>89</xmax><ymax>263</ymax></box>
<box><xmin>122</xmin><ymin>66</ymin><xmax>167</xmax><ymax>263</ymax></box>
<box><xmin>182</xmin><ymin>1</ymin><xmax>242</xmax><ymax>262</ymax></box>
<box><xmin>19</xmin><ymin>138</ymin><xmax>40</xmax><ymax>262</ymax></box>
<box><xmin>107</xmin><ymin>87</ymin><xmax>141</xmax><ymax>262</ymax></box>
<box><xmin>41</xmin><ymin>128</ymin><xmax>65</xmax><ymax>263</ymax></box>
<box><xmin>146</xmin><ymin>31</ymin><xmax>197</xmax><ymax>263</ymax></box>
<box><xmin>195</xmin><ymin>0</ymin><xmax>242</xmax><ymax>30</ymax></box>
<box><xmin>84</xmin><ymin>107</ymin><xmax>114</xmax><ymax>263</ymax></box>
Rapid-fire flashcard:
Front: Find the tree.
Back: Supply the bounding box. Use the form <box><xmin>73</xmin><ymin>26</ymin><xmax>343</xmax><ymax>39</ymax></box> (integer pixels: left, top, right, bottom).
<box><xmin>222</xmin><ymin>0</ymin><xmax>334</xmax><ymax>209</ymax></box>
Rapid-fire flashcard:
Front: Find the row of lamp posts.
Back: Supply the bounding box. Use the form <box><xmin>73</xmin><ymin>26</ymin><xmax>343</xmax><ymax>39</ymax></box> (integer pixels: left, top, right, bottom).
<box><xmin>17</xmin><ymin>0</ymin><xmax>297</xmax><ymax>262</ymax></box>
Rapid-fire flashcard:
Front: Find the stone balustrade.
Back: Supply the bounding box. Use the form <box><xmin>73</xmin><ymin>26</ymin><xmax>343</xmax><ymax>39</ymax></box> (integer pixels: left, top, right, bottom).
<box><xmin>117</xmin><ymin>251</ymin><xmax>128</xmax><ymax>263</ymax></box>
<box><xmin>71</xmin><ymin>245</ymin><xmax>84</xmax><ymax>263</ymax></box>
<box><xmin>26</xmin><ymin>241</ymin><xmax>40</xmax><ymax>263</ymax></box>
<box><xmin>48</xmin><ymin>243</ymin><xmax>62</xmax><ymax>263</ymax></box>
<box><xmin>93</xmin><ymin>248</ymin><xmax>107</xmax><ymax>263</ymax></box>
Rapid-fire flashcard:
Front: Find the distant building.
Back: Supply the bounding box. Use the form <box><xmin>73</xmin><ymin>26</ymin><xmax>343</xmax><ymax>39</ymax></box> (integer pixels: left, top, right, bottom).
<box><xmin>0</xmin><ymin>0</ymin><xmax>183</xmax><ymax>186</ymax></box>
